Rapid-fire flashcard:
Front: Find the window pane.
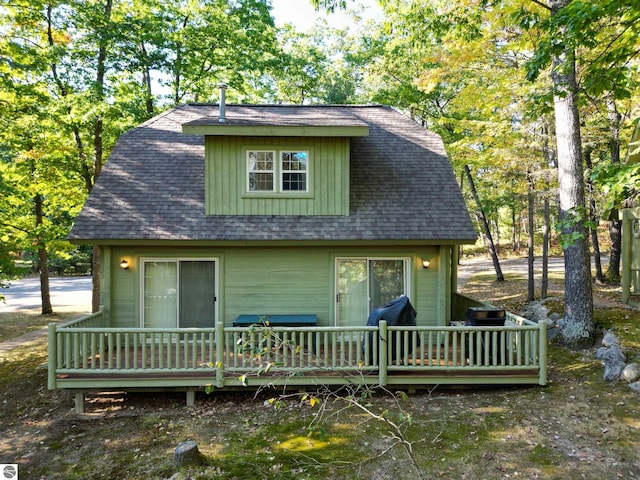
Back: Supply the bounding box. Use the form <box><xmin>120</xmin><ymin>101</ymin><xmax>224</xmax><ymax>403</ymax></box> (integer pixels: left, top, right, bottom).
<box><xmin>282</xmin><ymin>151</ymin><xmax>307</xmax><ymax>171</ymax></box>
<box><xmin>180</xmin><ymin>261</ymin><xmax>215</xmax><ymax>328</ymax></box>
<box><xmin>248</xmin><ymin>150</ymin><xmax>275</xmax><ymax>191</ymax></box>
<box><xmin>282</xmin><ymin>173</ymin><xmax>306</xmax><ymax>191</ymax></box>
<box><xmin>369</xmin><ymin>260</ymin><xmax>405</xmax><ymax>311</ymax></box>
<box><xmin>337</xmin><ymin>260</ymin><xmax>368</xmax><ymax>327</ymax></box>
<box><xmin>249</xmin><ymin>151</ymin><xmax>274</xmax><ymax>171</ymax></box>
<box><xmin>143</xmin><ymin>261</ymin><xmax>177</xmax><ymax>328</ymax></box>
<box><xmin>249</xmin><ymin>172</ymin><xmax>274</xmax><ymax>191</ymax></box>
<box><xmin>281</xmin><ymin>151</ymin><xmax>308</xmax><ymax>192</ymax></box>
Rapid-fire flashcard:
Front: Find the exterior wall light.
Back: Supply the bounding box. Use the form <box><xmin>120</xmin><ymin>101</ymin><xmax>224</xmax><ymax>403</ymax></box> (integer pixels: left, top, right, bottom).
<box><xmin>422</xmin><ymin>259</ymin><xmax>431</xmax><ymax>269</ymax></box>
<box><xmin>120</xmin><ymin>259</ymin><xmax>130</xmax><ymax>270</ymax></box>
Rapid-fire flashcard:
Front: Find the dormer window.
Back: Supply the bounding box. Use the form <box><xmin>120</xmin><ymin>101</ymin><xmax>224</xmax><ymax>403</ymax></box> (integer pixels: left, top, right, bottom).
<box><xmin>247</xmin><ymin>150</ymin><xmax>275</xmax><ymax>191</ymax></box>
<box><xmin>281</xmin><ymin>151</ymin><xmax>308</xmax><ymax>191</ymax></box>
<box><xmin>247</xmin><ymin>149</ymin><xmax>309</xmax><ymax>194</ymax></box>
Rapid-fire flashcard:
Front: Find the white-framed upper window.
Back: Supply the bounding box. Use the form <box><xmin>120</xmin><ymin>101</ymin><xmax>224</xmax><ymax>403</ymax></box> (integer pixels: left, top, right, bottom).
<box><xmin>247</xmin><ymin>150</ymin><xmax>275</xmax><ymax>192</ymax></box>
<box><xmin>247</xmin><ymin>149</ymin><xmax>309</xmax><ymax>193</ymax></box>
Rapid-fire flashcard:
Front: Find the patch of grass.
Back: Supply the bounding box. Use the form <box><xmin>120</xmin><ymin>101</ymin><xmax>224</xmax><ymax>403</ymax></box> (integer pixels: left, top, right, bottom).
<box><xmin>0</xmin><ymin>311</ymin><xmax>79</xmax><ymax>343</ymax></box>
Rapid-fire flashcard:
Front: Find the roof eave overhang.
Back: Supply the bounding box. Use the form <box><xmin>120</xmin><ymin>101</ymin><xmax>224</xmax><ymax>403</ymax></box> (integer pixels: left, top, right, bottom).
<box><xmin>68</xmin><ymin>238</ymin><xmax>478</xmax><ymax>247</ymax></box>
<box><xmin>181</xmin><ymin>124</ymin><xmax>369</xmax><ymax>137</ymax></box>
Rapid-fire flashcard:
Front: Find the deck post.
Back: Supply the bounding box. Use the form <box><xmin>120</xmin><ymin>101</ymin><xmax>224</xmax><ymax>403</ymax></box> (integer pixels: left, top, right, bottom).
<box><xmin>74</xmin><ymin>392</ymin><xmax>85</xmax><ymax>414</ymax></box>
<box><xmin>621</xmin><ymin>209</ymin><xmax>632</xmax><ymax>304</ymax></box>
<box><xmin>47</xmin><ymin>323</ymin><xmax>57</xmax><ymax>390</ymax></box>
<box><xmin>378</xmin><ymin>321</ymin><xmax>388</xmax><ymax>386</ymax></box>
<box><xmin>215</xmin><ymin>321</ymin><xmax>225</xmax><ymax>388</ymax></box>
<box><xmin>538</xmin><ymin>321</ymin><xmax>548</xmax><ymax>386</ymax></box>
<box><xmin>186</xmin><ymin>390</ymin><xmax>195</xmax><ymax>407</ymax></box>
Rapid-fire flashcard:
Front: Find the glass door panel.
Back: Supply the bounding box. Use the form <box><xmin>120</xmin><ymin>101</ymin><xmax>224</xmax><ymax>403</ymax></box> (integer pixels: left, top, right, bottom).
<box><xmin>337</xmin><ymin>260</ymin><xmax>368</xmax><ymax>327</ymax></box>
<box><xmin>369</xmin><ymin>260</ymin><xmax>405</xmax><ymax>312</ymax></box>
<box><xmin>179</xmin><ymin>261</ymin><xmax>216</xmax><ymax>328</ymax></box>
<box><xmin>143</xmin><ymin>261</ymin><xmax>178</xmax><ymax>328</ymax></box>
<box><xmin>336</xmin><ymin>258</ymin><xmax>407</xmax><ymax>327</ymax></box>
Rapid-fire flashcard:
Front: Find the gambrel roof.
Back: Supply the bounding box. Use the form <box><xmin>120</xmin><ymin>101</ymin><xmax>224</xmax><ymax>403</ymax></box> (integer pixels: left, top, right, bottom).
<box><xmin>69</xmin><ymin>104</ymin><xmax>477</xmax><ymax>244</ymax></box>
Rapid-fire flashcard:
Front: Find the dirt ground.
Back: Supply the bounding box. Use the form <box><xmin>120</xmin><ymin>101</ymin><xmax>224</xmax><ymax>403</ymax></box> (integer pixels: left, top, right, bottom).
<box><xmin>1</xmin><ymin>258</ymin><xmax>639</xmax><ymax>479</ymax></box>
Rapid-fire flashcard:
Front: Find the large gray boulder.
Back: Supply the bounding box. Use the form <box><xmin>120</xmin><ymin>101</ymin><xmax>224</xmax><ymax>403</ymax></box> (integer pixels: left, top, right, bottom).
<box><xmin>596</xmin><ymin>334</ymin><xmax>627</xmax><ymax>382</ymax></box>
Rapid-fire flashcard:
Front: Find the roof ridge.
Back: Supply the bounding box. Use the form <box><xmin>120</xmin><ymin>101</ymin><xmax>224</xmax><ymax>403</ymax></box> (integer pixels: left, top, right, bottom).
<box><xmin>184</xmin><ymin>103</ymin><xmax>386</xmax><ymax>108</ymax></box>
<box><xmin>125</xmin><ymin>105</ymin><xmax>189</xmax><ymax>132</ymax></box>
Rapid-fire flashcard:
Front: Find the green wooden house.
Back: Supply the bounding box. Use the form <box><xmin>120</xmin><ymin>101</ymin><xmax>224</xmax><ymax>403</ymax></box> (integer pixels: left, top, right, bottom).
<box><xmin>49</xmin><ymin>103</ymin><xmax>547</xmax><ymax>412</ymax></box>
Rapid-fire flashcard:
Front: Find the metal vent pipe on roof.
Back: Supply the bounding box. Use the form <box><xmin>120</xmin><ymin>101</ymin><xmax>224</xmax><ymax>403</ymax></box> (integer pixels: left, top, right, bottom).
<box><xmin>218</xmin><ymin>83</ymin><xmax>227</xmax><ymax>123</ymax></box>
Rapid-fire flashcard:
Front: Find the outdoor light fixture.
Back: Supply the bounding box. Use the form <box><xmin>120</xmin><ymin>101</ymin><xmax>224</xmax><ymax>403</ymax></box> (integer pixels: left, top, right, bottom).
<box><xmin>120</xmin><ymin>259</ymin><xmax>129</xmax><ymax>270</ymax></box>
<box><xmin>422</xmin><ymin>259</ymin><xmax>431</xmax><ymax>269</ymax></box>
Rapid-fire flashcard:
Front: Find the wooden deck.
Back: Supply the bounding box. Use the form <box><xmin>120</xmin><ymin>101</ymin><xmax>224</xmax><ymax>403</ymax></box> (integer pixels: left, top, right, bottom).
<box><xmin>49</xmin><ymin>311</ymin><xmax>547</xmax><ymax>412</ymax></box>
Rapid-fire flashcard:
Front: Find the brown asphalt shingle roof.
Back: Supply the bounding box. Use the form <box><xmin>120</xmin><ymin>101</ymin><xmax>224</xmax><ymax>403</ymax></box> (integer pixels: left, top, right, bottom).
<box><xmin>69</xmin><ymin>104</ymin><xmax>477</xmax><ymax>243</ymax></box>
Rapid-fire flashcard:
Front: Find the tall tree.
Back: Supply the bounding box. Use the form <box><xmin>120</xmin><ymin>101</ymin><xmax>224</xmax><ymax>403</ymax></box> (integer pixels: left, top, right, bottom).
<box><xmin>526</xmin><ymin>169</ymin><xmax>535</xmax><ymax>301</ymax></box>
<box><xmin>1</xmin><ymin>0</ymin><xmax>82</xmax><ymax>313</ymax></box>
<box><xmin>465</xmin><ymin>165</ymin><xmax>504</xmax><ymax>282</ymax></box>
<box><xmin>545</xmin><ymin>0</ymin><xmax>594</xmax><ymax>347</ymax></box>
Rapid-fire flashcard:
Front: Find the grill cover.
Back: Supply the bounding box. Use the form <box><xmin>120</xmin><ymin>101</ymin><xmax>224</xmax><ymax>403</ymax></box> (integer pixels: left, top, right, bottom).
<box><xmin>365</xmin><ymin>295</ymin><xmax>418</xmax><ymax>363</ymax></box>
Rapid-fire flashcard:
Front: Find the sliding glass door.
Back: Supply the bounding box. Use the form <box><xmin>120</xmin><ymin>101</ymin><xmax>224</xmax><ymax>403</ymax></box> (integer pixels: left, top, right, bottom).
<box><xmin>336</xmin><ymin>258</ymin><xmax>408</xmax><ymax>327</ymax></box>
<box><xmin>142</xmin><ymin>259</ymin><xmax>216</xmax><ymax>328</ymax></box>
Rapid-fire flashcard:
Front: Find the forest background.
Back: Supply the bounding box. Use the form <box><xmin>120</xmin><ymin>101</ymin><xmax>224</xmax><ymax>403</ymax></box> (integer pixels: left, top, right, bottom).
<box><xmin>1</xmin><ymin>0</ymin><xmax>639</xmax><ymax>348</ymax></box>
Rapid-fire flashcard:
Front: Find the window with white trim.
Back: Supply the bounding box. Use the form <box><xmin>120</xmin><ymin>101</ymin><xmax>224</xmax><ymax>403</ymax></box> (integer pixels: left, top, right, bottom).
<box><xmin>247</xmin><ymin>150</ymin><xmax>275</xmax><ymax>192</ymax></box>
<box><xmin>247</xmin><ymin>149</ymin><xmax>309</xmax><ymax>193</ymax></box>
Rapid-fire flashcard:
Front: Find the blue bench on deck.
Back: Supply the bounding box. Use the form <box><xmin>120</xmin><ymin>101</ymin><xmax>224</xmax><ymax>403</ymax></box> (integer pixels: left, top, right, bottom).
<box><xmin>233</xmin><ymin>314</ymin><xmax>318</xmax><ymax>328</ymax></box>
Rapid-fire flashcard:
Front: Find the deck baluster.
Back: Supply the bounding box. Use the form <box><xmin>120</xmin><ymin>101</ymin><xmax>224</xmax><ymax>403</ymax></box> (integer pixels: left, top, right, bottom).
<box><xmin>99</xmin><ymin>334</ymin><xmax>105</xmax><ymax>369</ymax></box>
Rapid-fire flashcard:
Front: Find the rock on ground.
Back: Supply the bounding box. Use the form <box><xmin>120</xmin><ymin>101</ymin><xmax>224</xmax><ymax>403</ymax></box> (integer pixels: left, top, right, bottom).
<box><xmin>596</xmin><ymin>341</ymin><xmax>627</xmax><ymax>382</ymax></box>
<box><xmin>621</xmin><ymin>363</ymin><xmax>640</xmax><ymax>383</ymax></box>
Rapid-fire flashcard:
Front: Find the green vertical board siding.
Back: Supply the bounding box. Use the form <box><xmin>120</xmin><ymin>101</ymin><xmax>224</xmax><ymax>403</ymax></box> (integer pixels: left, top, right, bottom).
<box><xmin>223</xmin><ymin>247</ymin><xmax>331</xmax><ymax>323</ymax></box>
<box><xmin>104</xmin><ymin>245</ymin><xmax>446</xmax><ymax>329</ymax></box>
<box><xmin>412</xmin><ymin>247</ymin><xmax>440</xmax><ymax>326</ymax></box>
<box><xmin>110</xmin><ymin>248</ymin><xmax>137</xmax><ymax>328</ymax></box>
<box><xmin>206</xmin><ymin>136</ymin><xmax>349</xmax><ymax>216</ymax></box>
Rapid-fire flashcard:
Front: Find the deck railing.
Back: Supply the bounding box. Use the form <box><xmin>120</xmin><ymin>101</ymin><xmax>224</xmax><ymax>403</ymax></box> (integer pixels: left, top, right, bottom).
<box><xmin>451</xmin><ymin>292</ymin><xmax>486</xmax><ymax>322</ymax></box>
<box><xmin>48</xmin><ymin>315</ymin><xmax>547</xmax><ymax>391</ymax></box>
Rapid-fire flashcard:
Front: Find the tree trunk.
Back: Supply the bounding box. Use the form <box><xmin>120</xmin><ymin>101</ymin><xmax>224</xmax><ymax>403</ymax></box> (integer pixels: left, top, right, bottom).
<box><xmin>541</xmin><ymin>171</ymin><xmax>551</xmax><ymax>300</ymax></box>
<box><xmin>173</xmin><ymin>440</ymin><xmax>205</xmax><ymax>467</ymax></box>
<box><xmin>541</xmin><ymin>122</ymin><xmax>556</xmax><ymax>300</ymax></box>
<box><xmin>464</xmin><ymin>164</ymin><xmax>504</xmax><ymax>282</ymax></box>
<box><xmin>527</xmin><ymin>170</ymin><xmax>535</xmax><ymax>301</ymax></box>
<box><xmin>606</xmin><ymin>221</ymin><xmax>622</xmax><ymax>282</ymax></box>
<box><xmin>605</xmin><ymin>95</ymin><xmax>622</xmax><ymax>282</ymax></box>
<box><xmin>584</xmin><ymin>147</ymin><xmax>604</xmax><ymax>283</ymax></box>
<box><xmin>93</xmin><ymin>0</ymin><xmax>112</xmax><ymax>181</ymax></box>
<box><xmin>34</xmin><ymin>192</ymin><xmax>53</xmax><ymax>315</ymax></box>
<box><xmin>89</xmin><ymin>0</ymin><xmax>111</xmax><ymax>313</ymax></box>
<box><xmin>550</xmin><ymin>0</ymin><xmax>594</xmax><ymax>348</ymax></box>
<box><xmin>511</xmin><ymin>206</ymin><xmax>518</xmax><ymax>252</ymax></box>
<box><xmin>140</xmin><ymin>42</ymin><xmax>154</xmax><ymax>115</ymax></box>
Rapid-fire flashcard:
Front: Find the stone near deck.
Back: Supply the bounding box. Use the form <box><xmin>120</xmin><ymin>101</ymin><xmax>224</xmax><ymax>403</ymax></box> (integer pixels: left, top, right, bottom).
<box><xmin>596</xmin><ymin>331</ymin><xmax>627</xmax><ymax>381</ymax></box>
<box><xmin>621</xmin><ymin>363</ymin><xmax>640</xmax><ymax>383</ymax></box>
